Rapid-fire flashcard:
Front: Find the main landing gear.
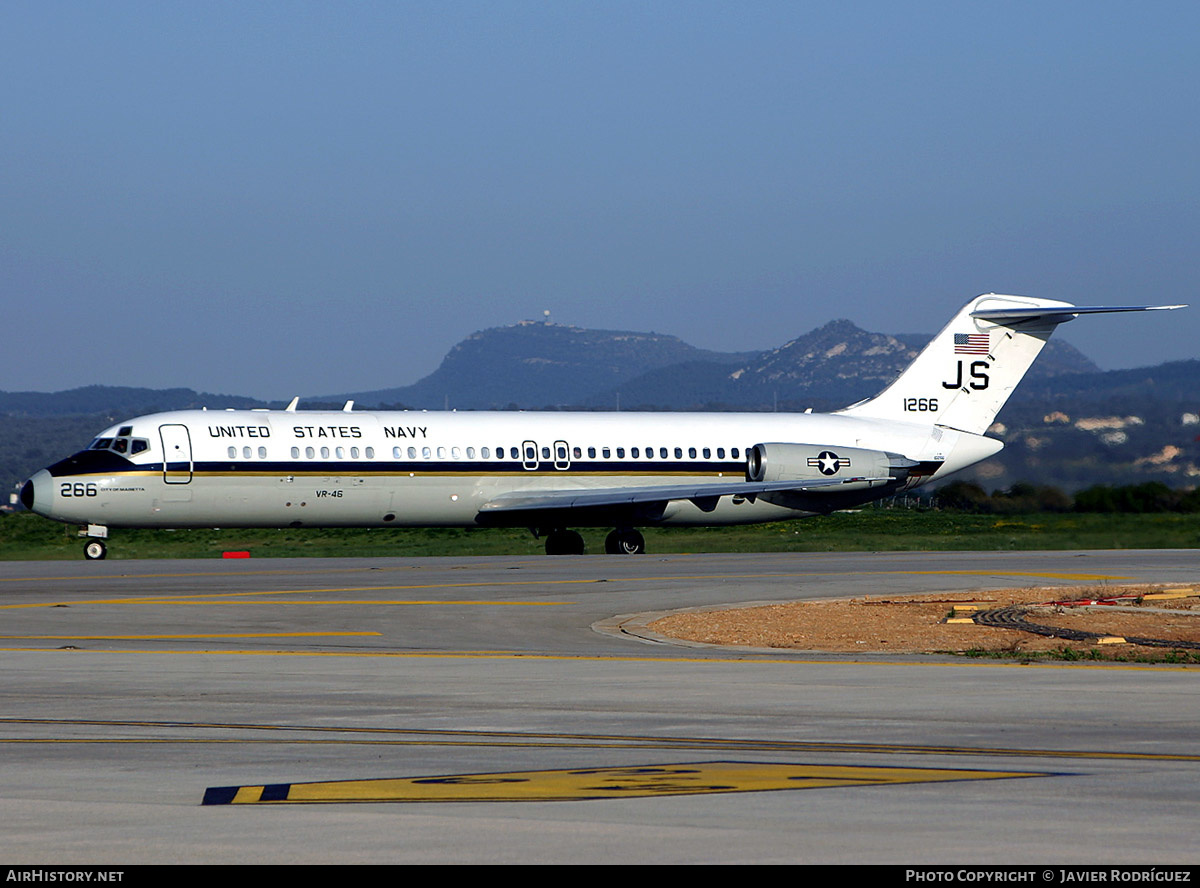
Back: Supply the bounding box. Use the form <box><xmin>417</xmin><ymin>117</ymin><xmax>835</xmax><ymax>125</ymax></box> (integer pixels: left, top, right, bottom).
<box><xmin>540</xmin><ymin>527</ymin><xmax>646</xmax><ymax>555</ymax></box>
<box><xmin>543</xmin><ymin>529</ymin><xmax>585</xmax><ymax>555</ymax></box>
<box><xmin>604</xmin><ymin>528</ymin><xmax>645</xmax><ymax>555</ymax></box>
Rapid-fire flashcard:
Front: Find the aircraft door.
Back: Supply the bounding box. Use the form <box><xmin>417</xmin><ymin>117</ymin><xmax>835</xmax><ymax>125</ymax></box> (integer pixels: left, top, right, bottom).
<box><xmin>553</xmin><ymin>440</ymin><xmax>570</xmax><ymax>470</ymax></box>
<box><xmin>521</xmin><ymin>440</ymin><xmax>539</xmax><ymax>471</ymax></box>
<box><xmin>159</xmin><ymin>424</ymin><xmax>193</xmax><ymax>484</ymax></box>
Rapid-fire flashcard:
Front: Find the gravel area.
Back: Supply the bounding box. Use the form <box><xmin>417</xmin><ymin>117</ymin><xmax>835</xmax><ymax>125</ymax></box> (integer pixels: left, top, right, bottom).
<box><xmin>647</xmin><ymin>585</ymin><xmax>1200</xmax><ymax>657</ymax></box>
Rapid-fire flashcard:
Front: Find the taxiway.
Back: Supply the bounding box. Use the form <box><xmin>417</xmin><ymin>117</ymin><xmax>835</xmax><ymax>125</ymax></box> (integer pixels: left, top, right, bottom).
<box><xmin>0</xmin><ymin>549</ymin><xmax>1196</xmax><ymax>863</ymax></box>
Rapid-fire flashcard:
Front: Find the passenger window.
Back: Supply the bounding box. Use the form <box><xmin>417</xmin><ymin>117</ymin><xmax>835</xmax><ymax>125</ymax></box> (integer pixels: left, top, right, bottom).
<box><xmin>511</xmin><ymin>447</ymin><xmax>519</xmax><ymax>459</ymax></box>
<box><xmin>588</xmin><ymin>447</ymin><xmax>596</xmax><ymax>458</ymax></box>
<box><xmin>556</xmin><ymin>445</ymin><xmax>567</xmax><ymax>459</ymax></box>
<box><xmin>350</xmin><ymin>447</ymin><xmax>359</xmax><ymax>458</ymax></box>
<box><xmin>703</xmin><ymin>447</ymin><xmax>711</xmax><ymax>459</ymax></box>
<box><xmin>732</xmin><ymin>448</ymin><xmax>739</xmax><ymax>459</ymax></box>
<box><xmin>305</xmin><ymin>447</ymin><xmax>315</xmax><ymax>459</ymax></box>
<box><xmin>688</xmin><ymin>447</ymin><xmax>696</xmax><ymax>459</ymax></box>
<box><xmin>466</xmin><ymin>447</ymin><xmax>475</xmax><ymax>459</ymax></box>
<box><xmin>320</xmin><ymin>447</ymin><xmax>330</xmax><ymax>459</ymax></box>
<box><xmin>258</xmin><ymin>446</ymin><xmax>267</xmax><ymax>459</ymax></box>
<box><xmin>336</xmin><ymin>446</ymin><xmax>345</xmax><ymax>459</ymax></box>
<box><xmin>451</xmin><ymin>447</ymin><xmax>461</xmax><ymax>459</ymax></box>
<box><xmin>602</xmin><ymin>447</ymin><xmax>611</xmax><ymax>458</ymax></box>
<box><xmin>393</xmin><ymin>447</ymin><xmax>402</xmax><ymax>459</ymax></box>
<box><xmin>660</xmin><ymin>447</ymin><xmax>668</xmax><ymax>459</ymax></box>
<box><xmin>423</xmin><ymin>446</ymin><xmax>431</xmax><ymax>459</ymax></box>
<box><xmin>292</xmin><ymin>447</ymin><xmax>300</xmax><ymax>458</ymax></box>
<box><xmin>572</xmin><ymin>447</ymin><xmax>581</xmax><ymax>459</ymax></box>
<box><xmin>365</xmin><ymin>447</ymin><xmax>374</xmax><ymax>458</ymax></box>
<box><xmin>437</xmin><ymin>446</ymin><xmax>446</xmax><ymax>459</ymax></box>
<box><xmin>541</xmin><ymin>446</ymin><xmax>550</xmax><ymax>459</ymax></box>
<box><xmin>481</xmin><ymin>447</ymin><xmax>490</xmax><ymax>459</ymax></box>
<box><xmin>717</xmin><ymin>447</ymin><xmax>725</xmax><ymax>459</ymax></box>
<box><xmin>243</xmin><ymin>447</ymin><xmax>251</xmax><ymax>459</ymax></box>
<box><xmin>616</xmin><ymin>447</ymin><xmax>625</xmax><ymax>458</ymax></box>
<box><xmin>674</xmin><ymin>447</ymin><xmax>682</xmax><ymax>459</ymax></box>
<box><xmin>631</xmin><ymin>447</ymin><xmax>639</xmax><ymax>458</ymax></box>
<box><xmin>228</xmin><ymin>447</ymin><xmax>237</xmax><ymax>458</ymax></box>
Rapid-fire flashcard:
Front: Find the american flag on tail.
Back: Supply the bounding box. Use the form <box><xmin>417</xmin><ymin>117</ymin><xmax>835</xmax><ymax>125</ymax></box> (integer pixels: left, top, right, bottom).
<box><xmin>954</xmin><ymin>333</ymin><xmax>989</xmax><ymax>354</ymax></box>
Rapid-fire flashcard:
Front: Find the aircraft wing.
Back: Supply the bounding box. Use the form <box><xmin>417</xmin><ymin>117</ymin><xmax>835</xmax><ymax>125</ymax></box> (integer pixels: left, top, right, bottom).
<box><xmin>477</xmin><ymin>476</ymin><xmax>892</xmax><ymax>514</ymax></box>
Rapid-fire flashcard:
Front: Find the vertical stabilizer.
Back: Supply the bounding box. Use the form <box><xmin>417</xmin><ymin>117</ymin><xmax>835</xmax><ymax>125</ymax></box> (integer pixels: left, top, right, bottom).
<box><xmin>841</xmin><ymin>294</ymin><xmax>1074</xmax><ymax>436</ymax></box>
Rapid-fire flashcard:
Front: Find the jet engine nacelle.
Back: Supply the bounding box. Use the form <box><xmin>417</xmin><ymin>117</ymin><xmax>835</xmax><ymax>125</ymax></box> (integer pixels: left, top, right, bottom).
<box><xmin>745</xmin><ymin>442</ymin><xmax>914</xmax><ymax>486</ymax></box>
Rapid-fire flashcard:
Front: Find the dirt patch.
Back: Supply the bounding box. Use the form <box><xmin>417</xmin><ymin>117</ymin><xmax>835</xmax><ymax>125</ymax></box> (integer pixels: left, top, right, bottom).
<box><xmin>647</xmin><ymin>585</ymin><xmax>1200</xmax><ymax>657</ymax></box>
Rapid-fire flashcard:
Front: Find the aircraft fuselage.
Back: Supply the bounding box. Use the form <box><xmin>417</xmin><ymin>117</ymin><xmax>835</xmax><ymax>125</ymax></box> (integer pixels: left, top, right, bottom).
<box><xmin>22</xmin><ymin>408</ymin><xmax>995</xmax><ymax>531</ymax></box>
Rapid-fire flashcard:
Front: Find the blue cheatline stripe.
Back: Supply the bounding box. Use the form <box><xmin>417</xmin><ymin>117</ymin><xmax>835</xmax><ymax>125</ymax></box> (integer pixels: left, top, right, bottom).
<box><xmin>49</xmin><ymin>458</ymin><xmax>748</xmax><ymax>478</ymax></box>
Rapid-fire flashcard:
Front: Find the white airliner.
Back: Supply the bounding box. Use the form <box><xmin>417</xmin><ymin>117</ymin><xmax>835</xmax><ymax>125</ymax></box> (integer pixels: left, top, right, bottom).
<box><xmin>21</xmin><ymin>294</ymin><xmax>1183</xmax><ymax>559</ymax></box>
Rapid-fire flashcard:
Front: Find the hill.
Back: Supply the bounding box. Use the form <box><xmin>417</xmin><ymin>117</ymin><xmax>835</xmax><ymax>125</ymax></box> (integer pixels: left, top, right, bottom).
<box><xmin>329</xmin><ymin>321</ymin><xmax>756</xmax><ymax>410</ymax></box>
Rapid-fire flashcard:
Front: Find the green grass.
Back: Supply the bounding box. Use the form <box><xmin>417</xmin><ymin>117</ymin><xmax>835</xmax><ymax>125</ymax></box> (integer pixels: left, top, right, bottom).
<box><xmin>960</xmin><ymin>647</ymin><xmax>1200</xmax><ymax>664</ymax></box>
<box><xmin>2</xmin><ymin>509</ymin><xmax>1198</xmax><ymax>560</ymax></box>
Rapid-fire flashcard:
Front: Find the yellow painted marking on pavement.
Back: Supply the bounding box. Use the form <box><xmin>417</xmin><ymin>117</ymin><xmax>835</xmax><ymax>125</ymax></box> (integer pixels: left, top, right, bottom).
<box><xmin>4</xmin><ymin>718</ymin><xmax>1199</xmax><ymax>761</ymax></box>
<box><xmin>130</xmin><ymin>599</ymin><xmax>561</xmax><ymax>607</ymax></box>
<box><xmin>1</xmin><ymin>646</ymin><xmax>1192</xmax><ymax>677</ymax></box>
<box><xmin>204</xmin><ymin>761</ymin><xmax>1045</xmax><ymax>804</ymax></box>
<box><xmin>891</xmin><ymin>570</ymin><xmax>1125</xmax><ymax>581</ymax></box>
<box><xmin>0</xmin><ymin>561</ymin><xmax>549</xmax><ymax>584</ymax></box>
<box><xmin>232</xmin><ymin>786</ymin><xmax>265</xmax><ymax>804</ymax></box>
<box><xmin>0</xmin><ymin>568</ymin><xmax>1127</xmax><ymax>610</ymax></box>
<box><xmin>0</xmin><ymin>591</ymin><xmax>566</xmax><ymax>610</ymax></box>
<box><xmin>0</xmin><ymin>632</ymin><xmax>380</xmax><ymax>640</ymax></box>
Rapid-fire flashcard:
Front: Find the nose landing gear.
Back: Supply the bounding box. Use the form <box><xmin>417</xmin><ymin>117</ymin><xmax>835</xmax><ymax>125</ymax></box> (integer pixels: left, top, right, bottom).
<box><xmin>80</xmin><ymin>524</ymin><xmax>109</xmax><ymax>560</ymax></box>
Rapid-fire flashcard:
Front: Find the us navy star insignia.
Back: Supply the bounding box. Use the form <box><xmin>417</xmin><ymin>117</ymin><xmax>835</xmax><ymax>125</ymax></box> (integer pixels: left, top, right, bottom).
<box><xmin>808</xmin><ymin>450</ymin><xmax>850</xmax><ymax>475</ymax></box>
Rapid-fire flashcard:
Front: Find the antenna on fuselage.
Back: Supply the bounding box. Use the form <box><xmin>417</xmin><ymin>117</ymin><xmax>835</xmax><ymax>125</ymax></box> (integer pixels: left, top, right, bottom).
<box><xmin>285</xmin><ymin>397</ymin><xmax>299</xmax><ymax>412</ymax></box>
<box><xmin>342</xmin><ymin>400</ymin><xmax>354</xmax><ymax>412</ymax></box>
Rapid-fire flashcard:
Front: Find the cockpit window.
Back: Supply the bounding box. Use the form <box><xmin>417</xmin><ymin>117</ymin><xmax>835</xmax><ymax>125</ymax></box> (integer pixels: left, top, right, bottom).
<box><xmin>118</xmin><ymin>426</ymin><xmax>133</xmax><ymax>436</ymax></box>
<box><xmin>88</xmin><ymin>436</ymin><xmax>149</xmax><ymax>455</ymax></box>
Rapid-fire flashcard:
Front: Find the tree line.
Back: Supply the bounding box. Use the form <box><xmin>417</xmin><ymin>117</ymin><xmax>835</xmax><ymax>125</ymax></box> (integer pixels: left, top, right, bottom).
<box><xmin>934</xmin><ymin>480</ymin><xmax>1200</xmax><ymax>514</ymax></box>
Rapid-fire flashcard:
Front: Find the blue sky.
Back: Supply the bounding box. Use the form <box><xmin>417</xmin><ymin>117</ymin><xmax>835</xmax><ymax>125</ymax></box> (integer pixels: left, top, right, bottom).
<box><xmin>2</xmin><ymin>2</ymin><xmax>1196</xmax><ymax>399</ymax></box>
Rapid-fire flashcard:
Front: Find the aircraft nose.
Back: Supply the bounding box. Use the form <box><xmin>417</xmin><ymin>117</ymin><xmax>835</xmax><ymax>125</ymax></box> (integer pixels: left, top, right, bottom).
<box><xmin>20</xmin><ymin>470</ymin><xmax>50</xmax><ymax>515</ymax></box>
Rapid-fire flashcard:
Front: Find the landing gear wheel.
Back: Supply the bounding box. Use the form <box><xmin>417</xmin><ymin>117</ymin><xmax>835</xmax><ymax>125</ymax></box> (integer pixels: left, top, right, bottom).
<box><xmin>544</xmin><ymin>529</ymin><xmax>585</xmax><ymax>556</ymax></box>
<box><xmin>83</xmin><ymin>540</ymin><xmax>107</xmax><ymax>561</ymax></box>
<box><xmin>605</xmin><ymin>528</ymin><xmax>645</xmax><ymax>555</ymax></box>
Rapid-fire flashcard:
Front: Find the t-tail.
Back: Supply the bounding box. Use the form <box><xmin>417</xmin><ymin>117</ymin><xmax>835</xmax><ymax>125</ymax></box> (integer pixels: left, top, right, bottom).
<box><xmin>840</xmin><ymin>293</ymin><xmax>1185</xmax><ymax>436</ymax></box>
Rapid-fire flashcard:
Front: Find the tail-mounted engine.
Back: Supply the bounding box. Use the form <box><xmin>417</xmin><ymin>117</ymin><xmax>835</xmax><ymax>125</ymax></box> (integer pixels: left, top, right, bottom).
<box><xmin>746</xmin><ymin>443</ymin><xmax>918</xmax><ymax>490</ymax></box>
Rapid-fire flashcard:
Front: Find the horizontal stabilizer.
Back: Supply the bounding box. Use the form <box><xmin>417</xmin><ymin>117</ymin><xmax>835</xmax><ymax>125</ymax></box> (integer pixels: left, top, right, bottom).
<box><xmin>971</xmin><ymin>304</ymin><xmax>1186</xmax><ymax>325</ymax></box>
